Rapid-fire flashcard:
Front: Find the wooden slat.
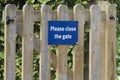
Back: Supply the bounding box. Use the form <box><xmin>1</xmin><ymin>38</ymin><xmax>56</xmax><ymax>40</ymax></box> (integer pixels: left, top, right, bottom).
<box><xmin>84</xmin><ymin>10</ymin><xmax>90</xmax><ymax>22</ymax></box>
<box><xmin>73</xmin><ymin>4</ymin><xmax>85</xmax><ymax>80</ymax></box>
<box><xmin>56</xmin><ymin>5</ymin><xmax>68</xmax><ymax>80</ymax></box>
<box><xmin>3</xmin><ymin>3</ymin><xmax>116</xmax><ymax>80</ymax></box>
<box><xmin>52</xmin><ymin>11</ymin><xmax>57</xmax><ymax>20</ymax></box>
<box><xmin>40</xmin><ymin>5</ymin><xmax>52</xmax><ymax>80</ymax></box>
<box><xmin>68</xmin><ymin>10</ymin><xmax>73</xmax><ymax>20</ymax></box>
<box><xmin>105</xmin><ymin>4</ymin><xmax>116</xmax><ymax>80</ymax></box>
<box><xmin>16</xmin><ymin>10</ymin><xmax>23</xmax><ymax>35</ymax></box>
<box><xmin>15</xmin><ymin>11</ymin><xmax>73</xmax><ymax>78</ymax></box>
<box><xmin>98</xmin><ymin>1</ymin><xmax>110</xmax><ymax>11</ymax></box>
<box><xmin>34</xmin><ymin>10</ymin><xmax>41</xmax><ymax>21</ymax></box>
<box><xmin>16</xmin><ymin>11</ymin><xmax>40</xmax><ymax>53</ymax></box>
<box><xmin>98</xmin><ymin>2</ymin><xmax>109</xmax><ymax>80</ymax></box>
<box><xmin>89</xmin><ymin>5</ymin><xmax>101</xmax><ymax>80</ymax></box>
<box><xmin>64</xmin><ymin>9</ymin><xmax>73</xmax><ymax>80</ymax></box>
<box><xmin>15</xmin><ymin>10</ymin><xmax>95</xmax><ymax>22</ymax></box>
<box><xmin>22</xmin><ymin>4</ymin><xmax>34</xmax><ymax>80</ymax></box>
<box><xmin>100</xmin><ymin>11</ymin><xmax>106</xmax><ymax>80</ymax></box>
<box><xmin>67</xmin><ymin>69</ymin><xmax>72</xmax><ymax>80</ymax></box>
<box><xmin>4</xmin><ymin>4</ymin><xmax>16</xmax><ymax>80</ymax></box>
<box><xmin>33</xmin><ymin>35</ymin><xmax>40</xmax><ymax>52</ymax></box>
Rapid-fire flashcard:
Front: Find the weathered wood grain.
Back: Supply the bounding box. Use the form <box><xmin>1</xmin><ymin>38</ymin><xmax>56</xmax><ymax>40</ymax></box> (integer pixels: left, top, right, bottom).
<box><xmin>105</xmin><ymin>4</ymin><xmax>116</xmax><ymax>80</ymax></box>
<box><xmin>56</xmin><ymin>5</ymin><xmax>68</xmax><ymax>80</ymax></box>
<box><xmin>89</xmin><ymin>5</ymin><xmax>101</xmax><ymax>80</ymax></box>
<box><xmin>22</xmin><ymin>4</ymin><xmax>34</xmax><ymax>80</ymax></box>
<box><xmin>4</xmin><ymin>4</ymin><xmax>16</xmax><ymax>80</ymax></box>
<box><xmin>73</xmin><ymin>4</ymin><xmax>85</xmax><ymax>80</ymax></box>
<box><xmin>40</xmin><ymin>5</ymin><xmax>52</xmax><ymax>80</ymax></box>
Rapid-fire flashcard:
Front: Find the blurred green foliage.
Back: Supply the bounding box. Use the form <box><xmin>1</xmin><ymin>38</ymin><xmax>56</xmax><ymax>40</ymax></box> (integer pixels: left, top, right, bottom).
<box><xmin>0</xmin><ymin>2</ymin><xmax>4</xmax><ymax>80</ymax></box>
<box><xmin>0</xmin><ymin>0</ymin><xmax>120</xmax><ymax>80</ymax></box>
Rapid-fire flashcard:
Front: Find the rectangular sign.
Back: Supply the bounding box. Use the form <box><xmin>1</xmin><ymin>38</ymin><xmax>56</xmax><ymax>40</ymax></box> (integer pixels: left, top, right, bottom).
<box><xmin>48</xmin><ymin>21</ymin><xmax>78</xmax><ymax>45</ymax></box>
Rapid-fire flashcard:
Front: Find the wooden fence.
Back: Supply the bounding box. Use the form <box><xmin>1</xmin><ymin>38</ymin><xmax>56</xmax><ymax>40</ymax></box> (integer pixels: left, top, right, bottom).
<box><xmin>3</xmin><ymin>1</ymin><xmax>116</xmax><ymax>80</ymax></box>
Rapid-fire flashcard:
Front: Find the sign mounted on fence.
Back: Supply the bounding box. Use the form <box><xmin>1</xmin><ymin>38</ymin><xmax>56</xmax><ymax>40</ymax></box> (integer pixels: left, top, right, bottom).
<box><xmin>48</xmin><ymin>21</ymin><xmax>78</xmax><ymax>45</ymax></box>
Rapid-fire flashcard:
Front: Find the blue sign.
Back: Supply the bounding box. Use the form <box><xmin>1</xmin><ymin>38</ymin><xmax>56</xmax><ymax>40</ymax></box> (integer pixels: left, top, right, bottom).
<box><xmin>48</xmin><ymin>21</ymin><xmax>78</xmax><ymax>45</ymax></box>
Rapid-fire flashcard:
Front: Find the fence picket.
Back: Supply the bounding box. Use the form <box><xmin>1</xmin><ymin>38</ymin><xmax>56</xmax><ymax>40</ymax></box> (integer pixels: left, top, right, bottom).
<box><xmin>89</xmin><ymin>5</ymin><xmax>101</xmax><ymax>80</ymax></box>
<box><xmin>4</xmin><ymin>4</ymin><xmax>16</xmax><ymax>80</ymax></box>
<box><xmin>73</xmin><ymin>4</ymin><xmax>85</xmax><ymax>80</ymax></box>
<box><xmin>22</xmin><ymin>4</ymin><xmax>34</xmax><ymax>80</ymax></box>
<box><xmin>40</xmin><ymin>5</ymin><xmax>52</xmax><ymax>80</ymax></box>
<box><xmin>56</xmin><ymin>5</ymin><xmax>68</xmax><ymax>80</ymax></box>
<box><xmin>3</xmin><ymin>2</ymin><xmax>116</xmax><ymax>80</ymax></box>
<box><xmin>105</xmin><ymin>4</ymin><xmax>116</xmax><ymax>80</ymax></box>
<box><xmin>98</xmin><ymin>2</ymin><xmax>110</xmax><ymax>80</ymax></box>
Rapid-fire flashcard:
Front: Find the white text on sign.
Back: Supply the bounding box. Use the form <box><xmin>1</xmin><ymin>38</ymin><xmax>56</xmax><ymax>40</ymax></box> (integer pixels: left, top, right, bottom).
<box><xmin>50</xmin><ymin>26</ymin><xmax>76</xmax><ymax>31</ymax></box>
<box><xmin>54</xmin><ymin>34</ymin><xmax>72</xmax><ymax>40</ymax></box>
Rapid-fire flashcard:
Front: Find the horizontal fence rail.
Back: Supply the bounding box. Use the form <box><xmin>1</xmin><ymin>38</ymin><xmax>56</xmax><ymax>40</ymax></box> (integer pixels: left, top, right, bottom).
<box><xmin>3</xmin><ymin>1</ymin><xmax>116</xmax><ymax>80</ymax></box>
